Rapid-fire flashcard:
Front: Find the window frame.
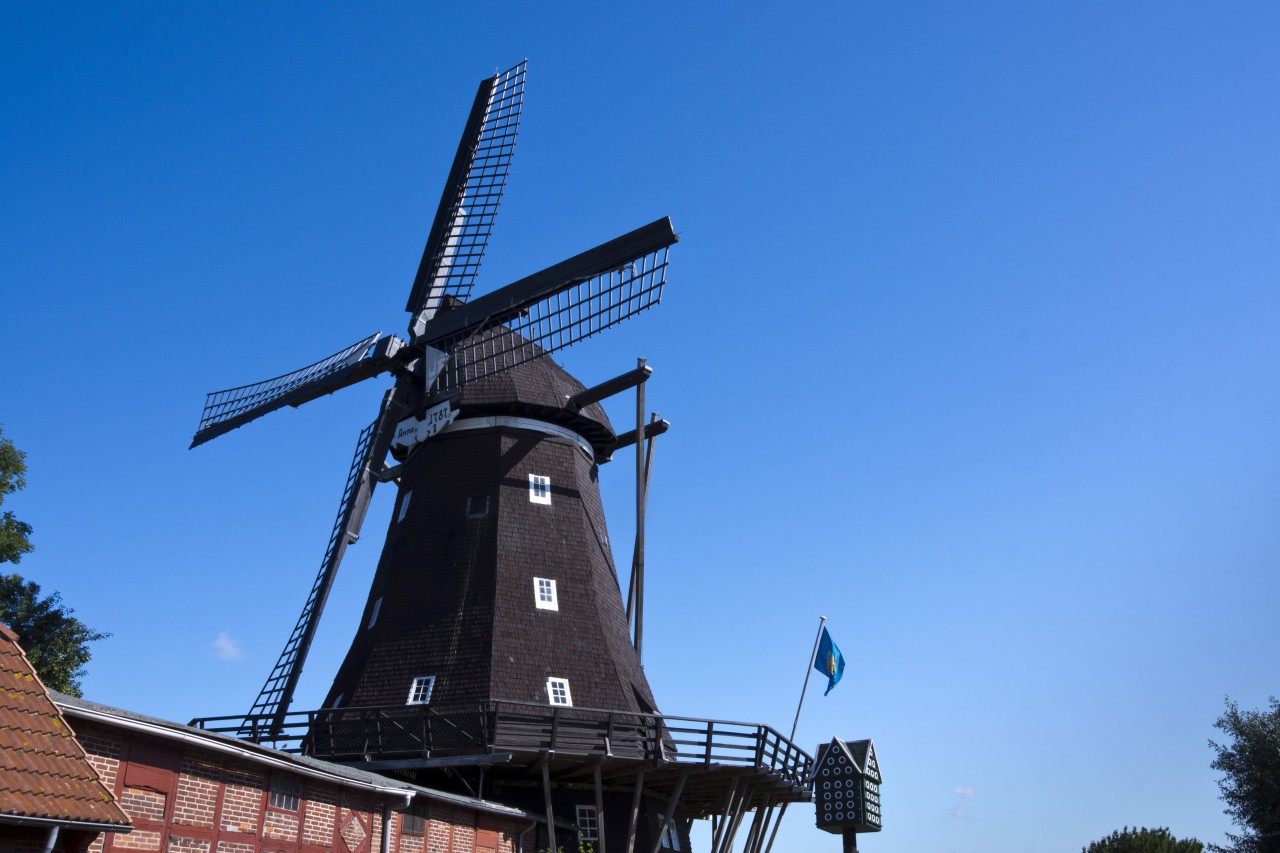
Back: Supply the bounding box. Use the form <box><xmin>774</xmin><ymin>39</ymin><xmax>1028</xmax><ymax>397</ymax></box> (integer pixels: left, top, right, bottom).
<box><xmin>546</xmin><ymin>677</ymin><xmax>572</xmax><ymax>707</ymax></box>
<box><xmin>368</xmin><ymin>596</ymin><xmax>382</xmax><ymax>629</ymax></box>
<box><xmin>575</xmin><ymin>805</ymin><xmax>598</xmax><ymax>842</ymax></box>
<box><xmin>534</xmin><ymin>577</ymin><xmax>558</xmax><ymax>611</ymax></box>
<box><xmin>268</xmin><ymin>773</ymin><xmax>302</xmax><ymax>812</ymax></box>
<box><xmin>397</xmin><ymin>490</ymin><xmax>413</xmax><ymax>523</ymax></box>
<box><xmin>406</xmin><ymin>675</ymin><xmax>436</xmax><ymax>705</ymax></box>
<box><xmin>529</xmin><ymin>474</ymin><xmax>552</xmax><ymax>505</ymax></box>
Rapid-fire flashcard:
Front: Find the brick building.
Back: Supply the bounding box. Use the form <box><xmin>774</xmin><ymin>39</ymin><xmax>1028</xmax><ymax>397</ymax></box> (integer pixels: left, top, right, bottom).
<box><xmin>48</xmin><ymin>694</ymin><xmax>543</xmax><ymax>853</ymax></box>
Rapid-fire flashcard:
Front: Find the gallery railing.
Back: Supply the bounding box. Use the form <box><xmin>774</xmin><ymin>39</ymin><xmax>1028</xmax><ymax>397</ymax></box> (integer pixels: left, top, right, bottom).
<box><xmin>190</xmin><ymin>701</ymin><xmax>811</xmax><ymax>788</ymax></box>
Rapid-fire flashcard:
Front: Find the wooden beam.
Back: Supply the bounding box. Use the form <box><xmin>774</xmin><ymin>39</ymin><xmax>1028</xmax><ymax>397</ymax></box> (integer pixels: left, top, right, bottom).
<box><xmin>647</xmin><ymin>769</ymin><xmax>689</xmax><ymax>853</ymax></box>
<box><xmin>570</xmin><ymin>363</ymin><xmax>652</xmax><ymax>411</ymax></box>
<box><xmin>542</xmin><ymin>761</ymin><xmax>558</xmax><ymax>853</ymax></box>
<box><xmin>634</xmin><ymin>357</ymin><xmax>646</xmax><ymax>659</ymax></box>
<box><xmin>625</xmin><ymin>768</ymin><xmax>645</xmax><ymax>853</ymax></box>
<box><xmin>594</xmin><ymin>765</ymin><xmax>608</xmax><ymax>853</ymax></box>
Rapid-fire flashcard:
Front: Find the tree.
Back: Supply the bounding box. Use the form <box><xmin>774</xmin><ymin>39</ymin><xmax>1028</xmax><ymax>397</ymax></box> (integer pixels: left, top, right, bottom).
<box><xmin>0</xmin><ymin>426</ymin><xmax>34</xmax><ymax>563</ymax></box>
<box><xmin>1083</xmin><ymin>826</ymin><xmax>1204</xmax><ymax>853</ymax></box>
<box><xmin>0</xmin><ymin>574</ymin><xmax>108</xmax><ymax>697</ymax></box>
<box><xmin>1210</xmin><ymin>697</ymin><xmax>1280</xmax><ymax>853</ymax></box>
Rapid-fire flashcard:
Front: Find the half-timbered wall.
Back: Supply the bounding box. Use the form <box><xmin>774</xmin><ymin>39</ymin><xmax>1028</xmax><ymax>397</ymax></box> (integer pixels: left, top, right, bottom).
<box><xmin>73</xmin><ymin>722</ymin><xmax>521</xmax><ymax>853</ymax></box>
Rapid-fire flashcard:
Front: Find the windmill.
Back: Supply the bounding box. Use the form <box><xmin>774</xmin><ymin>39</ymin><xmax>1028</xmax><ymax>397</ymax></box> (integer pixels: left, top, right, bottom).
<box><xmin>191</xmin><ymin>62</ymin><xmax>814</xmax><ymax>853</ymax></box>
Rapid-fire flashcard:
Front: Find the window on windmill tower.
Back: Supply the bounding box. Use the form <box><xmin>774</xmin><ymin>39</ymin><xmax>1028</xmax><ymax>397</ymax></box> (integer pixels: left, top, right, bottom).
<box><xmin>397</xmin><ymin>490</ymin><xmax>413</xmax><ymax>523</ymax></box>
<box><xmin>368</xmin><ymin>596</ymin><xmax>382</xmax><ymax>629</ymax></box>
<box><xmin>529</xmin><ymin>474</ymin><xmax>551</xmax><ymax>505</ymax></box>
<box><xmin>546</xmin><ymin>677</ymin><xmax>572</xmax><ymax>707</ymax></box>
<box><xmin>662</xmin><ymin>821</ymin><xmax>681</xmax><ymax>850</ymax></box>
<box><xmin>534</xmin><ymin>577</ymin><xmax>558</xmax><ymax>611</ymax></box>
<box><xmin>466</xmin><ymin>495</ymin><xmax>490</xmax><ymax>518</ymax></box>
<box><xmin>269</xmin><ymin>773</ymin><xmax>302</xmax><ymax>811</ymax></box>
<box><xmin>406</xmin><ymin>676</ymin><xmax>436</xmax><ymax>705</ymax></box>
<box><xmin>575</xmin><ymin>805</ymin><xmax>598</xmax><ymax>841</ymax></box>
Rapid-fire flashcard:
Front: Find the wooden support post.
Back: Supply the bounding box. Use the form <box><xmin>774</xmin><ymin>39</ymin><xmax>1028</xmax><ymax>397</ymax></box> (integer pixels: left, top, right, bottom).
<box><xmin>720</xmin><ymin>783</ymin><xmax>756</xmax><ymax>853</ymax></box>
<box><xmin>633</xmin><ymin>357</ymin><xmax>646</xmax><ymax>658</ymax></box>
<box><xmin>542</xmin><ymin>760</ymin><xmax>557</xmax><ymax>853</ymax></box>
<box><xmin>710</xmin><ymin>778</ymin><xmax>741</xmax><ymax>853</ymax></box>
<box><xmin>749</xmin><ymin>800</ymin><xmax>778</xmax><ymax>853</ymax></box>
<box><xmin>625</xmin><ymin>768</ymin><xmax>645</xmax><ymax>853</ymax></box>
<box><xmin>647</xmin><ymin>769</ymin><xmax>689</xmax><ymax>853</ymax></box>
<box><xmin>594</xmin><ymin>765</ymin><xmax>608</xmax><ymax>853</ymax></box>
<box><xmin>740</xmin><ymin>805</ymin><xmax>765</xmax><ymax>853</ymax></box>
<box><xmin>762</xmin><ymin>802</ymin><xmax>789</xmax><ymax>853</ymax></box>
<box><xmin>626</xmin><ymin>412</ymin><xmax>658</xmax><ymax>623</ymax></box>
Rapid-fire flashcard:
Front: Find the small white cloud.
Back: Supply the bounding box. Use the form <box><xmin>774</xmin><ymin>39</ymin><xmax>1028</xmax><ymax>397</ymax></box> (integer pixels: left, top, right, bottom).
<box><xmin>951</xmin><ymin>806</ymin><xmax>972</xmax><ymax>821</ymax></box>
<box><xmin>955</xmin><ymin>785</ymin><xmax>976</xmax><ymax>798</ymax></box>
<box><xmin>214</xmin><ymin>632</ymin><xmax>242</xmax><ymax>660</ymax></box>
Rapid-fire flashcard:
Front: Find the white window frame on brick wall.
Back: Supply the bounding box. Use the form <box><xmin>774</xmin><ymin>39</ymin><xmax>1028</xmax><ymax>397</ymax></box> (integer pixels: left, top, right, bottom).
<box><xmin>534</xmin><ymin>577</ymin><xmax>558</xmax><ymax>611</ymax></box>
<box><xmin>398</xmin><ymin>490</ymin><xmax>413</xmax><ymax>522</ymax></box>
<box><xmin>546</xmin><ymin>677</ymin><xmax>572</xmax><ymax>707</ymax></box>
<box><xmin>576</xmin><ymin>805</ymin><xmax>598</xmax><ymax>842</ymax></box>
<box><xmin>529</xmin><ymin>474</ymin><xmax>551</xmax><ymax>505</ymax></box>
<box><xmin>269</xmin><ymin>773</ymin><xmax>302</xmax><ymax>811</ymax></box>
<box><xmin>368</xmin><ymin>596</ymin><xmax>382</xmax><ymax>629</ymax></box>
<box><xmin>407</xmin><ymin>675</ymin><xmax>436</xmax><ymax>705</ymax></box>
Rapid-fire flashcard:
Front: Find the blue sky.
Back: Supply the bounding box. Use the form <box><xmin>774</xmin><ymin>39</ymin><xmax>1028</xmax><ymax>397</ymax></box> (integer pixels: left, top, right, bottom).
<box><xmin>3</xmin><ymin>3</ymin><xmax>1278</xmax><ymax>851</ymax></box>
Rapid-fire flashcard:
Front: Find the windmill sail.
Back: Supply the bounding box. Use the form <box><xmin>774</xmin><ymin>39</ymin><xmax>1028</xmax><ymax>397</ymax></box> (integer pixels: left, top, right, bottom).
<box><xmin>422</xmin><ymin>217</ymin><xmax>676</xmax><ymax>389</ymax></box>
<box><xmin>191</xmin><ymin>333</ymin><xmax>404</xmax><ymax>448</ymax></box>
<box><xmin>407</xmin><ymin>60</ymin><xmax>526</xmax><ymax>325</ymax></box>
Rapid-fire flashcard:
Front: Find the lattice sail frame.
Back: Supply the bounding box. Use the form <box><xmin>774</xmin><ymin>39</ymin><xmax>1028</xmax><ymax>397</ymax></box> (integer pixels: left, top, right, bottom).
<box><xmin>436</xmin><ymin>245</ymin><xmax>670</xmax><ymax>390</ymax></box>
<box><xmin>195</xmin><ymin>333</ymin><xmax>383</xmax><ymax>437</ymax></box>
<box><xmin>414</xmin><ymin>61</ymin><xmax>526</xmax><ymax>319</ymax></box>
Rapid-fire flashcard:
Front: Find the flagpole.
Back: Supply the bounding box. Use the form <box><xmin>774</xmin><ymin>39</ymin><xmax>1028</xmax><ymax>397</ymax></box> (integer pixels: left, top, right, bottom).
<box><xmin>789</xmin><ymin>615</ymin><xmax>827</xmax><ymax>743</ymax></box>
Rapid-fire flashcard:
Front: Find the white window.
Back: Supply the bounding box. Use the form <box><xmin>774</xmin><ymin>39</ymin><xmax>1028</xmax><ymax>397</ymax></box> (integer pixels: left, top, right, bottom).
<box><xmin>662</xmin><ymin>822</ymin><xmax>681</xmax><ymax>850</ymax></box>
<box><xmin>534</xmin><ymin>577</ymin><xmax>558</xmax><ymax>611</ymax></box>
<box><xmin>575</xmin><ymin>805</ymin><xmax>598</xmax><ymax>842</ymax></box>
<box><xmin>407</xmin><ymin>675</ymin><xmax>435</xmax><ymax>705</ymax></box>
<box><xmin>529</xmin><ymin>474</ymin><xmax>551</xmax><ymax>505</ymax></box>
<box><xmin>398</xmin><ymin>491</ymin><xmax>413</xmax><ymax>522</ymax></box>
<box><xmin>368</xmin><ymin>597</ymin><xmax>382</xmax><ymax>629</ymax></box>
<box><xmin>546</xmin><ymin>677</ymin><xmax>572</xmax><ymax>707</ymax></box>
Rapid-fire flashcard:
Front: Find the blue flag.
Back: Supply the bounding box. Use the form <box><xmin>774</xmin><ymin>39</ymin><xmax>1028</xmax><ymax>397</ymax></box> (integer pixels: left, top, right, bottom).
<box><xmin>815</xmin><ymin>627</ymin><xmax>846</xmax><ymax>695</ymax></box>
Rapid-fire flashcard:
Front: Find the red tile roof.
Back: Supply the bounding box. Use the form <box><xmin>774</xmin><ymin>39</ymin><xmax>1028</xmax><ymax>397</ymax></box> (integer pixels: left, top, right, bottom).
<box><xmin>0</xmin><ymin>623</ymin><xmax>130</xmax><ymax>828</ymax></box>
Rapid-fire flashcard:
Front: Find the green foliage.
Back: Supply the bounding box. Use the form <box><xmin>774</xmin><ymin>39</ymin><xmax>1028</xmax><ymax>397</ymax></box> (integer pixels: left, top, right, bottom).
<box><xmin>1083</xmin><ymin>826</ymin><xmax>1204</xmax><ymax>853</ymax></box>
<box><xmin>0</xmin><ymin>426</ymin><xmax>34</xmax><ymax>564</ymax></box>
<box><xmin>1209</xmin><ymin>697</ymin><xmax>1280</xmax><ymax>853</ymax></box>
<box><xmin>537</xmin><ymin>842</ymin><xmax>595</xmax><ymax>853</ymax></box>
<box><xmin>0</xmin><ymin>574</ymin><xmax>108</xmax><ymax>697</ymax></box>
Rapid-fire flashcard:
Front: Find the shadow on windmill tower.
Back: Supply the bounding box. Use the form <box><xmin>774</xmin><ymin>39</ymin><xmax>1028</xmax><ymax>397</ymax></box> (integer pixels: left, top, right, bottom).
<box><xmin>188</xmin><ymin>61</ymin><xmax>815</xmax><ymax>853</ymax></box>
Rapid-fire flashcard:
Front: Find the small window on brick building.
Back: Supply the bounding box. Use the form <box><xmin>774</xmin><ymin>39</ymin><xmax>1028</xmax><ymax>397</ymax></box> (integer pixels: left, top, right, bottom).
<box><xmin>547</xmin><ymin>677</ymin><xmax>572</xmax><ymax>707</ymax></box>
<box><xmin>398</xmin><ymin>491</ymin><xmax>413</xmax><ymax>523</ymax></box>
<box><xmin>534</xmin><ymin>577</ymin><xmax>558</xmax><ymax>611</ymax></box>
<box><xmin>576</xmin><ymin>805</ymin><xmax>598</xmax><ymax>841</ymax></box>
<box><xmin>269</xmin><ymin>773</ymin><xmax>302</xmax><ymax>811</ymax></box>
<box><xmin>529</xmin><ymin>474</ymin><xmax>551</xmax><ymax>505</ymax></box>
<box><xmin>368</xmin><ymin>596</ymin><xmax>382</xmax><ymax>629</ymax></box>
<box><xmin>402</xmin><ymin>802</ymin><xmax>426</xmax><ymax>836</ymax></box>
<box><xmin>466</xmin><ymin>495</ymin><xmax>490</xmax><ymax>518</ymax></box>
<box><xmin>407</xmin><ymin>675</ymin><xmax>435</xmax><ymax>705</ymax></box>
